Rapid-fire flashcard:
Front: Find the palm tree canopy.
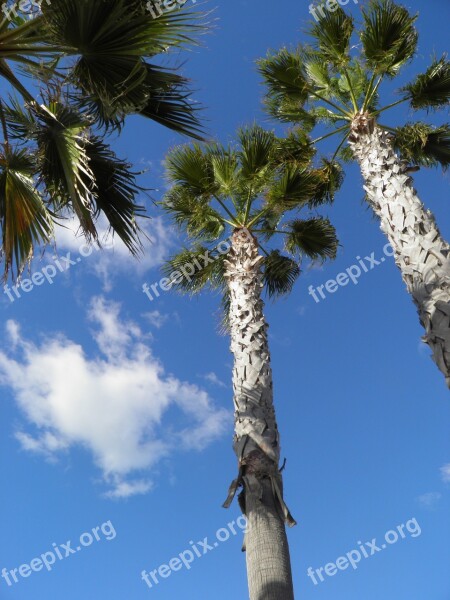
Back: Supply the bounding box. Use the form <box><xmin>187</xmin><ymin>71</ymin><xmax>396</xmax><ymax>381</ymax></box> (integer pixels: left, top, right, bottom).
<box><xmin>0</xmin><ymin>0</ymin><xmax>205</xmax><ymax>279</ymax></box>
<box><xmin>258</xmin><ymin>0</ymin><xmax>450</xmax><ymax>169</ymax></box>
<box><xmin>161</xmin><ymin>125</ymin><xmax>341</xmax><ymax>309</ymax></box>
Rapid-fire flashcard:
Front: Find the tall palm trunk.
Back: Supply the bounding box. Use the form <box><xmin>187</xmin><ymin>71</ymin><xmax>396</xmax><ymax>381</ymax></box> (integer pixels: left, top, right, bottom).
<box><xmin>223</xmin><ymin>228</ymin><xmax>296</xmax><ymax>600</ymax></box>
<box><xmin>349</xmin><ymin>114</ymin><xmax>450</xmax><ymax>387</ymax></box>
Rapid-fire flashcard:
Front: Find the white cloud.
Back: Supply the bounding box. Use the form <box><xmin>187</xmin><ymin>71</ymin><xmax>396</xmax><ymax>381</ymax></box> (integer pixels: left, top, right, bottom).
<box><xmin>52</xmin><ymin>215</ymin><xmax>175</xmax><ymax>291</ymax></box>
<box><xmin>0</xmin><ymin>298</ymin><xmax>230</xmax><ymax>498</ymax></box>
<box><xmin>416</xmin><ymin>492</ymin><xmax>442</xmax><ymax>509</ymax></box>
<box><xmin>143</xmin><ymin>310</ymin><xmax>169</xmax><ymax>329</ymax></box>
<box><xmin>441</xmin><ymin>464</ymin><xmax>450</xmax><ymax>483</ymax></box>
<box><xmin>104</xmin><ymin>478</ymin><xmax>153</xmax><ymax>500</ymax></box>
<box><xmin>202</xmin><ymin>372</ymin><xmax>227</xmax><ymax>388</ymax></box>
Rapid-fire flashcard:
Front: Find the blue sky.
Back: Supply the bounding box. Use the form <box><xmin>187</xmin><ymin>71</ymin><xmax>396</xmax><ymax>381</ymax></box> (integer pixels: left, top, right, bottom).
<box><xmin>0</xmin><ymin>1</ymin><xmax>449</xmax><ymax>598</ymax></box>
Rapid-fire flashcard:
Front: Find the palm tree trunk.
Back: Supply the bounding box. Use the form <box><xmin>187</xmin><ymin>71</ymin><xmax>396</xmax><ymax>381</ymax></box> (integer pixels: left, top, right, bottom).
<box><xmin>349</xmin><ymin>115</ymin><xmax>450</xmax><ymax>387</ymax></box>
<box><xmin>223</xmin><ymin>228</ymin><xmax>296</xmax><ymax>600</ymax></box>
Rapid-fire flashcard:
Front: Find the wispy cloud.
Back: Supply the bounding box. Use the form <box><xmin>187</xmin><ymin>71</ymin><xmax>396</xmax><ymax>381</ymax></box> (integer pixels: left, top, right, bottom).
<box><xmin>202</xmin><ymin>372</ymin><xmax>227</xmax><ymax>389</ymax></box>
<box><xmin>143</xmin><ymin>310</ymin><xmax>170</xmax><ymax>329</ymax></box>
<box><xmin>416</xmin><ymin>492</ymin><xmax>442</xmax><ymax>509</ymax></box>
<box><xmin>440</xmin><ymin>464</ymin><xmax>450</xmax><ymax>483</ymax></box>
<box><xmin>0</xmin><ymin>298</ymin><xmax>230</xmax><ymax>498</ymax></box>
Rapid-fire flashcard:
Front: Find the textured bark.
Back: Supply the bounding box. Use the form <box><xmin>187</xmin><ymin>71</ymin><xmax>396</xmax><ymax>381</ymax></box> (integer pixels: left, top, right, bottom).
<box><xmin>222</xmin><ymin>228</ymin><xmax>295</xmax><ymax>600</ymax></box>
<box><xmin>349</xmin><ymin>114</ymin><xmax>450</xmax><ymax>387</ymax></box>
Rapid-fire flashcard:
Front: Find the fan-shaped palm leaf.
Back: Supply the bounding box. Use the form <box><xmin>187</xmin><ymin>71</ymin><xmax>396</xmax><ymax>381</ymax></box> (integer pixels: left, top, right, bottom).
<box><xmin>263</xmin><ymin>250</ymin><xmax>301</xmax><ymax>297</ymax></box>
<box><xmin>402</xmin><ymin>55</ymin><xmax>450</xmax><ymax>111</ymax></box>
<box><xmin>361</xmin><ymin>0</ymin><xmax>418</xmax><ymax>76</ymax></box>
<box><xmin>0</xmin><ymin>146</ymin><xmax>54</xmax><ymax>278</ymax></box>
<box><xmin>393</xmin><ymin>123</ymin><xmax>450</xmax><ymax>169</ymax></box>
<box><xmin>285</xmin><ymin>217</ymin><xmax>338</xmax><ymax>261</ymax></box>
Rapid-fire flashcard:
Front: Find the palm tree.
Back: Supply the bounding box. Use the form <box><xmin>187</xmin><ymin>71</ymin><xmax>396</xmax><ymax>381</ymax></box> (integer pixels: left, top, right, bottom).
<box><xmin>0</xmin><ymin>0</ymin><xmax>203</xmax><ymax>278</ymax></box>
<box><xmin>161</xmin><ymin>125</ymin><xmax>340</xmax><ymax>600</ymax></box>
<box><xmin>258</xmin><ymin>0</ymin><xmax>450</xmax><ymax>386</ymax></box>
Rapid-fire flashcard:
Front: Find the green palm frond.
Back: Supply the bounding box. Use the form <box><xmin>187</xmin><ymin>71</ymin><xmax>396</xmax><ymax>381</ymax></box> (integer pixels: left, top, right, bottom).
<box><xmin>82</xmin><ymin>137</ymin><xmax>148</xmax><ymax>255</ymax></box>
<box><xmin>263</xmin><ymin>250</ymin><xmax>301</xmax><ymax>298</ymax></box>
<box><xmin>237</xmin><ymin>125</ymin><xmax>277</xmax><ymax>182</ymax></box>
<box><xmin>309</xmin><ymin>159</ymin><xmax>344</xmax><ymax>205</ymax></box>
<box><xmin>258</xmin><ymin>49</ymin><xmax>309</xmax><ymax>109</ymax></box>
<box><xmin>3</xmin><ymin>97</ymin><xmax>38</xmax><ymax>141</ymax></box>
<box><xmin>137</xmin><ymin>65</ymin><xmax>204</xmax><ymax>139</ymax></box>
<box><xmin>33</xmin><ymin>101</ymin><xmax>96</xmax><ymax>238</ymax></box>
<box><xmin>402</xmin><ymin>55</ymin><xmax>450</xmax><ymax>111</ymax></box>
<box><xmin>303</xmin><ymin>49</ymin><xmax>335</xmax><ymax>95</ymax></box>
<box><xmin>264</xmin><ymin>96</ymin><xmax>316</xmax><ymax>128</ymax></box>
<box><xmin>163</xmin><ymin>185</ymin><xmax>224</xmax><ymax>241</ymax></box>
<box><xmin>208</xmin><ymin>147</ymin><xmax>239</xmax><ymax>196</ymax></box>
<box><xmin>284</xmin><ymin>217</ymin><xmax>338</xmax><ymax>261</ymax></box>
<box><xmin>41</xmin><ymin>0</ymin><xmax>204</xmax><ymax>135</ymax></box>
<box><xmin>309</xmin><ymin>4</ymin><xmax>354</xmax><ymax>68</ymax></box>
<box><xmin>361</xmin><ymin>0</ymin><xmax>418</xmax><ymax>77</ymax></box>
<box><xmin>266</xmin><ymin>166</ymin><xmax>323</xmax><ymax>213</ymax></box>
<box><xmin>273</xmin><ymin>131</ymin><xmax>316</xmax><ymax>168</ymax></box>
<box><xmin>393</xmin><ymin>123</ymin><xmax>450</xmax><ymax>170</ymax></box>
<box><xmin>0</xmin><ymin>146</ymin><xmax>54</xmax><ymax>279</ymax></box>
<box><xmin>165</xmin><ymin>144</ymin><xmax>216</xmax><ymax>196</ymax></box>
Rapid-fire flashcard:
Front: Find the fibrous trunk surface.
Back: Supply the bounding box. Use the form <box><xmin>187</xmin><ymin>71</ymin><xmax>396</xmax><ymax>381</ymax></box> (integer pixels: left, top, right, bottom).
<box><xmin>223</xmin><ymin>228</ymin><xmax>295</xmax><ymax>600</ymax></box>
<box><xmin>349</xmin><ymin>116</ymin><xmax>450</xmax><ymax>386</ymax></box>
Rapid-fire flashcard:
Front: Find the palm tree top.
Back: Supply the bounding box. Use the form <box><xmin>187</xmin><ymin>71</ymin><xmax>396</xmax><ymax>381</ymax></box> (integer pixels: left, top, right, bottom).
<box><xmin>161</xmin><ymin>124</ymin><xmax>341</xmax><ymax>305</ymax></box>
<box><xmin>258</xmin><ymin>0</ymin><xmax>450</xmax><ymax>169</ymax></box>
<box><xmin>0</xmin><ymin>0</ymin><xmax>206</xmax><ymax>279</ymax></box>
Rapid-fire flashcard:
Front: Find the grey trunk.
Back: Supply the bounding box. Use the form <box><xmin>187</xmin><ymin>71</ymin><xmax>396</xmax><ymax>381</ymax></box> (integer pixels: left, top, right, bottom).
<box><xmin>223</xmin><ymin>228</ymin><xmax>295</xmax><ymax>600</ymax></box>
<box><xmin>349</xmin><ymin>115</ymin><xmax>450</xmax><ymax>387</ymax></box>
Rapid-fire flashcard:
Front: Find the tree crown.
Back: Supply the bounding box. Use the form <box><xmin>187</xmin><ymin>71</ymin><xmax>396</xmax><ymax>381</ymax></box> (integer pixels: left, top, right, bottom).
<box><xmin>161</xmin><ymin>125</ymin><xmax>341</xmax><ymax>311</ymax></box>
<box><xmin>258</xmin><ymin>0</ymin><xmax>450</xmax><ymax>169</ymax></box>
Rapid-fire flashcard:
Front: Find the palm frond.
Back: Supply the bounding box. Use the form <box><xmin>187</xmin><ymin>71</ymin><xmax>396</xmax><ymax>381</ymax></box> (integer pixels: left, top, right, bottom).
<box><xmin>0</xmin><ymin>146</ymin><xmax>54</xmax><ymax>279</ymax></box>
<box><xmin>273</xmin><ymin>131</ymin><xmax>316</xmax><ymax>168</ymax></box>
<box><xmin>162</xmin><ymin>184</ymin><xmax>225</xmax><ymax>241</ymax></box>
<box><xmin>82</xmin><ymin>137</ymin><xmax>148</xmax><ymax>255</ymax></box>
<box><xmin>263</xmin><ymin>250</ymin><xmax>301</xmax><ymax>298</ymax></box>
<box><xmin>33</xmin><ymin>101</ymin><xmax>97</xmax><ymax>238</ymax></box>
<box><xmin>402</xmin><ymin>55</ymin><xmax>450</xmax><ymax>111</ymax></box>
<box><xmin>392</xmin><ymin>123</ymin><xmax>450</xmax><ymax>170</ymax></box>
<box><xmin>266</xmin><ymin>166</ymin><xmax>323</xmax><ymax>213</ymax></box>
<box><xmin>43</xmin><ymin>0</ymin><xmax>204</xmax><ymax>134</ymax></box>
<box><xmin>309</xmin><ymin>4</ymin><xmax>354</xmax><ymax>68</ymax></box>
<box><xmin>3</xmin><ymin>97</ymin><xmax>38</xmax><ymax>142</ymax></box>
<box><xmin>162</xmin><ymin>244</ymin><xmax>227</xmax><ymax>295</ymax></box>
<box><xmin>361</xmin><ymin>0</ymin><xmax>418</xmax><ymax>77</ymax></box>
<box><xmin>165</xmin><ymin>144</ymin><xmax>216</xmax><ymax>196</ymax></box>
<box><xmin>309</xmin><ymin>159</ymin><xmax>344</xmax><ymax>205</ymax></box>
<box><xmin>284</xmin><ymin>217</ymin><xmax>338</xmax><ymax>261</ymax></box>
<box><xmin>208</xmin><ymin>147</ymin><xmax>239</xmax><ymax>196</ymax></box>
<box><xmin>258</xmin><ymin>49</ymin><xmax>309</xmax><ymax>110</ymax></box>
<box><xmin>237</xmin><ymin>125</ymin><xmax>277</xmax><ymax>182</ymax></box>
